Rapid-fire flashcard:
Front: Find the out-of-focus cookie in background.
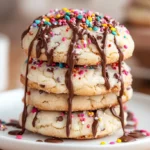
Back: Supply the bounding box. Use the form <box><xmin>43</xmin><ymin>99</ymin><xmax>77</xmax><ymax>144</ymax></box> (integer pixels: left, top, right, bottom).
<box><xmin>0</xmin><ymin>0</ymin><xmax>149</xmax><ymax>93</ymax></box>
<box><xmin>124</xmin><ymin>0</ymin><xmax>150</xmax><ymax>93</ymax></box>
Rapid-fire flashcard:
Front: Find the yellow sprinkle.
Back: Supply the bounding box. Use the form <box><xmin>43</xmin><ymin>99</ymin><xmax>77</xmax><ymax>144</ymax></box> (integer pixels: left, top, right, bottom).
<box><xmin>111</xmin><ymin>27</ymin><xmax>116</xmax><ymax>31</ymax></box>
<box><xmin>91</xmin><ymin>13</ymin><xmax>95</xmax><ymax>17</ymax></box>
<box><xmin>56</xmin><ymin>14</ymin><xmax>61</xmax><ymax>18</ymax></box>
<box><xmin>116</xmin><ymin>139</ymin><xmax>122</xmax><ymax>143</ymax></box>
<box><xmin>62</xmin><ymin>8</ymin><xmax>68</xmax><ymax>11</ymax></box>
<box><xmin>88</xmin><ymin>17</ymin><xmax>92</xmax><ymax>21</ymax></box>
<box><xmin>45</xmin><ymin>18</ymin><xmax>49</xmax><ymax>22</ymax></box>
<box><xmin>88</xmin><ymin>27</ymin><xmax>92</xmax><ymax>31</ymax></box>
<box><xmin>88</xmin><ymin>112</ymin><xmax>94</xmax><ymax>117</ymax></box>
<box><xmin>102</xmin><ymin>24</ymin><xmax>107</xmax><ymax>27</ymax></box>
<box><xmin>100</xmin><ymin>141</ymin><xmax>106</xmax><ymax>145</ymax></box>
<box><xmin>98</xmin><ymin>118</ymin><xmax>101</xmax><ymax>121</ymax></box>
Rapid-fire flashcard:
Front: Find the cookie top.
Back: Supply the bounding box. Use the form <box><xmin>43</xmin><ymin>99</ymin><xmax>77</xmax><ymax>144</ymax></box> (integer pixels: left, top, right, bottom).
<box><xmin>21</xmin><ymin>59</ymin><xmax>132</xmax><ymax>96</ymax></box>
<box><xmin>22</xmin><ymin>8</ymin><xmax>134</xmax><ymax>65</ymax></box>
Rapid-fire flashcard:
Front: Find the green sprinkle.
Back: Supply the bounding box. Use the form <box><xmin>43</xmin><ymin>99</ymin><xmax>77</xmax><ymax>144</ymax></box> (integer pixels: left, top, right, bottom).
<box><xmin>77</xmin><ymin>14</ymin><xmax>83</xmax><ymax>20</ymax></box>
<box><xmin>65</xmin><ymin>12</ymin><xmax>70</xmax><ymax>16</ymax></box>
<box><xmin>44</xmin><ymin>21</ymin><xmax>51</xmax><ymax>26</ymax></box>
<box><xmin>124</xmin><ymin>35</ymin><xmax>127</xmax><ymax>38</ymax></box>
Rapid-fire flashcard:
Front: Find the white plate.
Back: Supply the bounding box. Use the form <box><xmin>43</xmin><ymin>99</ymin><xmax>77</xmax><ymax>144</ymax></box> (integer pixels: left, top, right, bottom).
<box><xmin>0</xmin><ymin>89</ymin><xmax>150</xmax><ymax>150</ymax></box>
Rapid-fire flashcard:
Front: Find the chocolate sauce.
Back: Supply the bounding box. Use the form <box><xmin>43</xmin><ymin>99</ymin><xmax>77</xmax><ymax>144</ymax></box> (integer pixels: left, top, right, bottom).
<box><xmin>114</xmin><ymin>36</ymin><xmax>125</xmax><ymax>134</ymax></box>
<box><xmin>92</xmin><ymin>111</ymin><xmax>98</xmax><ymax>137</ymax></box>
<box><xmin>36</xmin><ymin>140</ymin><xmax>43</xmax><ymax>142</ymax></box>
<box><xmin>21</xmin><ymin>25</ymin><xmax>42</xmax><ymax>134</ymax></box>
<box><xmin>65</xmin><ymin>22</ymin><xmax>78</xmax><ymax>137</ymax></box>
<box><xmin>32</xmin><ymin>111</ymin><xmax>39</xmax><ymax>127</ymax></box>
<box><xmin>44</xmin><ymin>137</ymin><xmax>63</xmax><ymax>143</ymax></box>
<box><xmin>120</xmin><ymin>130</ymin><xmax>146</xmax><ymax>142</ymax></box>
<box><xmin>8</xmin><ymin>130</ymin><xmax>22</xmax><ymax>135</ymax></box>
<box><xmin>5</xmin><ymin>120</ymin><xmax>21</xmax><ymax>129</ymax></box>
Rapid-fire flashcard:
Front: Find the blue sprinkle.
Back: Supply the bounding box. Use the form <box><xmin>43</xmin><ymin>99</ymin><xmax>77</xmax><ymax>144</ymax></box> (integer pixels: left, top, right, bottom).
<box><xmin>35</xmin><ymin>20</ymin><xmax>41</xmax><ymax>24</ymax></box>
<box><xmin>96</xmin><ymin>17</ymin><xmax>101</xmax><ymax>22</ymax></box>
<box><xmin>112</xmin><ymin>31</ymin><xmax>117</xmax><ymax>35</ymax></box>
<box><xmin>86</xmin><ymin>19</ymin><xmax>90</xmax><ymax>25</ymax></box>
<box><xmin>77</xmin><ymin>15</ymin><xmax>83</xmax><ymax>20</ymax></box>
<box><xmin>88</xmin><ymin>22</ymin><xmax>93</xmax><ymax>27</ymax></box>
<box><xmin>44</xmin><ymin>21</ymin><xmax>51</xmax><ymax>26</ymax></box>
<box><xmin>65</xmin><ymin>15</ymin><xmax>70</xmax><ymax>20</ymax></box>
<box><xmin>93</xmin><ymin>26</ymin><xmax>99</xmax><ymax>31</ymax></box>
<box><xmin>59</xmin><ymin>63</ymin><xmax>64</xmax><ymax>68</ymax></box>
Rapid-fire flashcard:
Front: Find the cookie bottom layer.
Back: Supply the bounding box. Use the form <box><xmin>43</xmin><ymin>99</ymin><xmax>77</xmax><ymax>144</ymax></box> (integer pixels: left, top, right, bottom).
<box><xmin>20</xmin><ymin>106</ymin><xmax>127</xmax><ymax>139</ymax></box>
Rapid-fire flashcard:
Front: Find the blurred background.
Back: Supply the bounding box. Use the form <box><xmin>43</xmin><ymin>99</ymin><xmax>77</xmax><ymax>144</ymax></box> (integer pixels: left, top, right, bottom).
<box><xmin>0</xmin><ymin>0</ymin><xmax>150</xmax><ymax>94</ymax></box>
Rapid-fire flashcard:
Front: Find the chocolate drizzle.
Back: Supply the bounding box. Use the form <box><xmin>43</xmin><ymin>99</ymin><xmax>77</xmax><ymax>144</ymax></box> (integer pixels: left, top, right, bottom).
<box><xmin>88</xmin><ymin>28</ymin><xmax>110</xmax><ymax>90</ymax></box>
<box><xmin>92</xmin><ymin>111</ymin><xmax>98</xmax><ymax>137</ymax></box>
<box><xmin>65</xmin><ymin>22</ymin><xmax>78</xmax><ymax>137</ymax></box>
<box><xmin>21</xmin><ymin>25</ymin><xmax>42</xmax><ymax>134</ymax></box>
<box><xmin>44</xmin><ymin>137</ymin><xmax>63</xmax><ymax>143</ymax></box>
<box><xmin>8</xmin><ymin>130</ymin><xmax>22</xmax><ymax>136</ymax></box>
<box><xmin>114</xmin><ymin>36</ymin><xmax>125</xmax><ymax>134</ymax></box>
<box><xmin>32</xmin><ymin>111</ymin><xmax>39</xmax><ymax>127</ymax></box>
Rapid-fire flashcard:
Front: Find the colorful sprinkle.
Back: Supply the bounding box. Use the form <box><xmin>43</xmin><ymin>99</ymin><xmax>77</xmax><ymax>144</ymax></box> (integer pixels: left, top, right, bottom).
<box><xmin>93</xmin><ymin>26</ymin><xmax>99</xmax><ymax>31</ymax></box>
<box><xmin>116</xmin><ymin>139</ymin><xmax>122</xmax><ymax>143</ymax></box>
<box><xmin>65</xmin><ymin>15</ymin><xmax>70</xmax><ymax>20</ymax></box>
<box><xmin>109</xmin><ymin>141</ymin><xmax>115</xmax><ymax>144</ymax></box>
<box><xmin>35</xmin><ymin>20</ymin><xmax>41</xmax><ymax>24</ymax></box>
<box><xmin>112</xmin><ymin>31</ymin><xmax>117</xmax><ymax>35</ymax></box>
<box><xmin>124</xmin><ymin>45</ymin><xmax>128</xmax><ymax>49</ymax></box>
<box><xmin>77</xmin><ymin>14</ymin><xmax>83</xmax><ymax>20</ymax></box>
<box><xmin>100</xmin><ymin>141</ymin><xmax>106</xmax><ymax>145</ymax></box>
<box><xmin>16</xmin><ymin>135</ymin><xmax>22</xmax><ymax>140</ymax></box>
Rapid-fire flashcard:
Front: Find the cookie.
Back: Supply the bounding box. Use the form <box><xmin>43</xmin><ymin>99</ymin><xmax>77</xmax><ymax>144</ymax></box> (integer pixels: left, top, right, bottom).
<box><xmin>21</xmin><ymin>106</ymin><xmax>127</xmax><ymax>139</ymax></box>
<box><xmin>22</xmin><ymin>8</ymin><xmax>134</xmax><ymax>66</ymax></box>
<box><xmin>21</xmin><ymin>59</ymin><xmax>132</xmax><ymax>96</ymax></box>
<box><xmin>127</xmin><ymin>6</ymin><xmax>150</xmax><ymax>26</ymax></box>
<box><xmin>26</xmin><ymin>87</ymin><xmax>133</xmax><ymax>111</ymax></box>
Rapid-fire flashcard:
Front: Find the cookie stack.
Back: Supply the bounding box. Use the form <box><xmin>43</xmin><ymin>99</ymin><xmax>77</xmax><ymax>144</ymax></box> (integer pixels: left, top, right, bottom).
<box><xmin>20</xmin><ymin>8</ymin><xmax>134</xmax><ymax>139</ymax></box>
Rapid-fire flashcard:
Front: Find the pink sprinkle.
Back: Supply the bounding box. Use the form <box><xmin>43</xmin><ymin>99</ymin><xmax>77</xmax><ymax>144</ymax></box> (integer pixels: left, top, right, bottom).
<box><xmin>109</xmin><ymin>141</ymin><xmax>115</xmax><ymax>145</ymax></box>
<box><xmin>122</xmin><ymin>70</ymin><xmax>129</xmax><ymax>75</ymax></box>
<box><xmin>123</xmin><ymin>105</ymin><xmax>127</xmax><ymax>111</ymax></box>
<box><xmin>88</xmin><ymin>39</ymin><xmax>91</xmax><ymax>44</ymax></box>
<box><xmin>78</xmin><ymin>70</ymin><xmax>84</xmax><ymax>75</ymax></box>
<box><xmin>81</xmin><ymin>113</ymin><xmax>84</xmax><ymax>117</ymax></box>
<box><xmin>146</xmin><ymin>132</ymin><xmax>150</xmax><ymax>136</ymax></box>
<box><xmin>83</xmin><ymin>43</ymin><xmax>87</xmax><ymax>48</ymax></box>
<box><xmin>16</xmin><ymin>135</ymin><xmax>22</xmax><ymax>139</ymax></box>
<box><xmin>77</xmin><ymin>45</ymin><xmax>81</xmax><ymax>49</ymax></box>
<box><xmin>71</xmin><ymin>114</ymin><xmax>74</xmax><ymax>118</ymax></box>
<box><xmin>50</xmin><ymin>31</ymin><xmax>54</xmax><ymax>36</ymax></box>
<box><xmin>87</xmin><ymin>124</ymin><xmax>90</xmax><ymax>128</ymax></box>
<box><xmin>133</xmin><ymin>117</ymin><xmax>138</xmax><ymax>123</ymax></box>
<box><xmin>51</xmin><ymin>18</ymin><xmax>55</xmax><ymax>22</ymax></box>
<box><xmin>82</xmin><ymin>18</ymin><xmax>85</xmax><ymax>22</ymax></box>
<box><xmin>62</xmin><ymin>37</ymin><xmax>66</xmax><ymax>41</ymax></box>
<box><xmin>126</xmin><ymin>30</ymin><xmax>130</xmax><ymax>34</ymax></box>
<box><xmin>32</xmin><ymin>107</ymin><xmax>38</xmax><ymax>113</ymax></box>
<box><xmin>60</xmin><ymin>112</ymin><xmax>65</xmax><ymax>116</ymax></box>
<box><xmin>124</xmin><ymin>45</ymin><xmax>128</xmax><ymax>49</ymax></box>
